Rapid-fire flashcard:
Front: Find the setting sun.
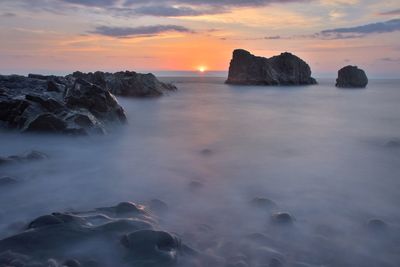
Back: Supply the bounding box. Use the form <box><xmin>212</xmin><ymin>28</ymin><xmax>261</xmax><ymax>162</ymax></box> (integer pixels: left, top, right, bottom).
<box><xmin>198</xmin><ymin>66</ymin><xmax>207</xmax><ymax>73</ymax></box>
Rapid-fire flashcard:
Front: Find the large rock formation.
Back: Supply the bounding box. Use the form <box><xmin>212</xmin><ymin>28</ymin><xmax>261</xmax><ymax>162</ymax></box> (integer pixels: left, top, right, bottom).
<box><xmin>0</xmin><ymin>70</ymin><xmax>177</xmax><ymax>134</ymax></box>
<box><xmin>0</xmin><ymin>74</ymin><xmax>126</xmax><ymax>135</ymax></box>
<box><xmin>226</xmin><ymin>49</ymin><xmax>317</xmax><ymax>85</ymax></box>
<box><xmin>336</xmin><ymin>65</ymin><xmax>368</xmax><ymax>88</ymax></box>
<box><xmin>70</xmin><ymin>71</ymin><xmax>177</xmax><ymax>97</ymax></box>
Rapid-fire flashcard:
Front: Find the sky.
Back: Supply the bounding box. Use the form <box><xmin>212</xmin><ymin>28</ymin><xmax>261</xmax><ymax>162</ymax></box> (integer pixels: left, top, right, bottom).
<box><xmin>0</xmin><ymin>0</ymin><xmax>399</xmax><ymax>77</ymax></box>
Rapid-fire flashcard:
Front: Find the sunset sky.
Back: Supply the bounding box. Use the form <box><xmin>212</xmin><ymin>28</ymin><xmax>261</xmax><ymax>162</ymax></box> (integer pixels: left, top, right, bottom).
<box><xmin>0</xmin><ymin>0</ymin><xmax>399</xmax><ymax>77</ymax></box>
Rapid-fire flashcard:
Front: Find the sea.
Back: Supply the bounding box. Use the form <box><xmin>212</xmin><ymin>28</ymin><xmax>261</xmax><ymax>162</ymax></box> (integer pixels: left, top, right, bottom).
<box><xmin>0</xmin><ymin>76</ymin><xmax>399</xmax><ymax>266</ymax></box>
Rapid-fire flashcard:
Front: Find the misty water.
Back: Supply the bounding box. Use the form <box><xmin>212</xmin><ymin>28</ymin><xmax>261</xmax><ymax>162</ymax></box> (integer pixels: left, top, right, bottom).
<box><xmin>1</xmin><ymin>77</ymin><xmax>400</xmax><ymax>266</ymax></box>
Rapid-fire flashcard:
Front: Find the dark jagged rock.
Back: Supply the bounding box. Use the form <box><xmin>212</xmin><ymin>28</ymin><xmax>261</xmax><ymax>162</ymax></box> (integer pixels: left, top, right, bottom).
<box><xmin>24</xmin><ymin>113</ymin><xmax>67</xmax><ymax>133</ymax></box>
<box><xmin>226</xmin><ymin>49</ymin><xmax>317</xmax><ymax>85</ymax></box>
<box><xmin>0</xmin><ymin>70</ymin><xmax>175</xmax><ymax>134</ymax></box>
<box><xmin>65</xmin><ymin>78</ymin><xmax>126</xmax><ymax>124</ymax></box>
<box><xmin>336</xmin><ymin>65</ymin><xmax>368</xmax><ymax>88</ymax></box>
<box><xmin>0</xmin><ymin>74</ymin><xmax>126</xmax><ymax>135</ymax></box>
<box><xmin>70</xmin><ymin>71</ymin><xmax>177</xmax><ymax>97</ymax></box>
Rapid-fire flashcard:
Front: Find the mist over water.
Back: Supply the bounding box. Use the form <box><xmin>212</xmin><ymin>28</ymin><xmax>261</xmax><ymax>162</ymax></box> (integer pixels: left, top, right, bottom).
<box><xmin>1</xmin><ymin>78</ymin><xmax>400</xmax><ymax>266</ymax></box>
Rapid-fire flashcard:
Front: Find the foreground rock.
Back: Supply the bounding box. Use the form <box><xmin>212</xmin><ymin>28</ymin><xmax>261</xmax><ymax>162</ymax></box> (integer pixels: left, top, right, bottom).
<box><xmin>70</xmin><ymin>71</ymin><xmax>177</xmax><ymax>97</ymax></box>
<box><xmin>0</xmin><ymin>202</ymin><xmax>197</xmax><ymax>267</ymax></box>
<box><xmin>0</xmin><ymin>70</ymin><xmax>176</xmax><ymax>134</ymax></box>
<box><xmin>226</xmin><ymin>49</ymin><xmax>317</xmax><ymax>85</ymax></box>
<box><xmin>336</xmin><ymin>65</ymin><xmax>368</xmax><ymax>88</ymax></box>
<box><xmin>0</xmin><ymin>74</ymin><xmax>126</xmax><ymax>135</ymax></box>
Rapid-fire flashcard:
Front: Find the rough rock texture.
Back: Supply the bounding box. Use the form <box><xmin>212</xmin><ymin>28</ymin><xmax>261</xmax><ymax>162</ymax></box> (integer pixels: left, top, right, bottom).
<box><xmin>336</xmin><ymin>65</ymin><xmax>368</xmax><ymax>88</ymax></box>
<box><xmin>0</xmin><ymin>74</ymin><xmax>126</xmax><ymax>135</ymax></box>
<box><xmin>70</xmin><ymin>71</ymin><xmax>177</xmax><ymax>97</ymax></box>
<box><xmin>226</xmin><ymin>49</ymin><xmax>317</xmax><ymax>85</ymax></box>
<box><xmin>0</xmin><ymin>202</ymin><xmax>198</xmax><ymax>267</ymax></box>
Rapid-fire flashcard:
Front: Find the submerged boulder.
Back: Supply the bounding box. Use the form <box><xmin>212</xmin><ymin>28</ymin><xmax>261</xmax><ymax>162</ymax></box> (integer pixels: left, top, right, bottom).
<box><xmin>0</xmin><ymin>150</ymin><xmax>48</xmax><ymax>165</ymax></box>
<box><xmin>271</xmin><ymin>212</ymin><xmax>294</xmax><ymax>225</ymax></box>
<box><xmin>336</xmin><ymin>65</ymin><xmax>368</xmax><ymax>88</ymax></box>
<box><xmin>0</xmin><ymin>202</ymin><xmax>193</xmax><ymax>267</ymax></box>
<box><xmin>226</xmin><ymin>49</ymin><xmax>317</xmax><ymax>85</ymax></box>
<box><xmin>121</xmin><ymin>230</ymin><xmax>181</xmax><ymax>265</ymax></box>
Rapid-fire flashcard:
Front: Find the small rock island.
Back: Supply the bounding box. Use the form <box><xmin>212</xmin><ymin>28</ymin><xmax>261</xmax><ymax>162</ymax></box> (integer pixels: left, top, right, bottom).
<box><xmin>336</xmin><ymin>65</ymin><xmax>368</xmax><ymax>88</ymax></box>
<box><xmin>226</xmin><ymin>49</ymin><xmax>317</xmax><ymax>85</ymax></box>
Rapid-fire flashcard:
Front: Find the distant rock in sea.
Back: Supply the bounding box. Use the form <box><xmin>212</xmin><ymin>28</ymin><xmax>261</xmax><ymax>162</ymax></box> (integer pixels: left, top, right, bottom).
<box><xmin>70</xmin><ymin>71</ymin><xmax>177</xmax><ymax>97</ymax></box>
<box><xmin>0</xmin><ymin>74</ymin><xmax>126</xmax><ymax>135</ymax></box>
<box><xmin>336</xmin><ymin>65</ymin><xmax>368</xmax><ymax>88</ymax></box>
<box><xmin>226</xmin><ymin>49</ymin><xmax>317</xmax><ymax>85</ymax></box>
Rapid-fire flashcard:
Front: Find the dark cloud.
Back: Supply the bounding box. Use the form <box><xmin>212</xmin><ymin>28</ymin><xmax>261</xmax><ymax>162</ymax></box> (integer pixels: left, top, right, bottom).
<box><xmin>222</xmin><ymin>19</ymin><xmax>400</xmax><ymax>42</ymax></box>
<box><xmin>321</xmin><ymin>19</ymin><xmax>400</xmax><ymax>35</ymax></box>
<box><xmin>58</xmin><ymin>0</ymin><xmax>311</xmax><ymax>16</ymax></box>
<box><xmin>124</xmin><ymin>0</ymin><xmax>311</xmax><ymax>8</ymax></box>
<box><xmin>133</xmin><ymin>5</ymin><xmax>224</xmax><ymax>17</ymax></box>
<box><xmin>264</xmin><ymin>35</ymin><xmax>281</xmax><ymax>39</ymax></box>
<box><xmin>91</xmin><ymin>25</ymin><xmax>193</xmax><ymax>38</ymax></box>
<box><xmin>378</xmin><ymin>9</ymin><xmax>400</xmax><ymax>16</ymax></box>
<box><xmin>60</xmin><ymin>0</ymin><xmax>117</xmax><ymax>7</ymax></box>
<box><xmin>314</xmin><ymin>32</ymin><xmax>365</xmax><ymax>40</ymax></box>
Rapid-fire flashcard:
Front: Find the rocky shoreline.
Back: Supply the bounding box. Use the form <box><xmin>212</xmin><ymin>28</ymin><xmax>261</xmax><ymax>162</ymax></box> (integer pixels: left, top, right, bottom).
<box><xmin>0</xmin><ymin>72</ymin><xmax>177</xmax><ymax>135</ymax></box>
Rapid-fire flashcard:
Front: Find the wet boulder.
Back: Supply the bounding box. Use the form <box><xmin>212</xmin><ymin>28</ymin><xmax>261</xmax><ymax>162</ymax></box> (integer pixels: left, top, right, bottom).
<box><xmin>0</xmin><ymin>150</ymin><xmax>48</xmax><ymax>166</ymax></box>
<box><xmin>27</xmin><ymin>215</ymin><xmax>64</xmax><ymax>229</ymax></box>
<box><xmin>366</xmin><ymin>218</ymin><xmax>387</xmax><ymax>231</ymax></box>
<box><xmin>0</xmin><ymin>202</ymin><xmax>195</xmax><ymax>267</ymax></box>
<box><xmin>121</xmin><ymin>230</ymin><xmax>181</xmax><ymax>265</ymax></box>
<box><xmin>24</xmin><ymin>113</ymin><xmax>67</xmax><ymax>133</ymax></box>
<box><xmin>336</xmin><ymin>65</ymin><xmax>368</xmax><ymax>88</ymax></box>
<box><xmin>0</xmin><ymin>74</ymin><xmax>126</xmax><ymax>135</ymax></box>
<box><xmin>0</xmin><ymin>176</ymin><xmax>18</xmax><ymax>186</ymax></box>
<box><xmin>96</xmin><ymin>202</ymin><xmax>146</xmax><ymax>216</ymax></box>
<box><xmin>65</xmin><ymin>78</ymin><xmax>126</xmax><ymax>123</ymax></box>
<box><xmin>226</xmin><ymin>49</ymin><xmax>317</xmax><ymax>85</ymax></box>
<box><xmin>271</xmin><ymin>212</ymin><xmax>294</xmax><ymax>225</ymax></box>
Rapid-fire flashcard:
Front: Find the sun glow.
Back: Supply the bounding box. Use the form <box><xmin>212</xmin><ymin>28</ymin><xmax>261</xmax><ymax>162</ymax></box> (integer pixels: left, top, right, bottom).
<box><xmin>198</xmin><ymin>66</ymin><xmax>207</xmax><ymax>73</ymax></box>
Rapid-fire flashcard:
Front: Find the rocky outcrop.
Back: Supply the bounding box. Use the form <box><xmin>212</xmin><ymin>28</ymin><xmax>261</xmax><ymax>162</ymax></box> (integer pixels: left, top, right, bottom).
<box><xmin>0</xmin><ymin>74</ymin><xmax>126</xmax><ymax>135</ymax></box>
<box><xmin>0</xmin><ymin>202</ymin><xmax>198</xmax><ymax>267</ymax></box>
<box><xmin>336</xmin><ymin>65</ymin><xmax>368</xmax><ymax>88</ymax></box>
<box><xmin>226</xmin><ymin>49</ymin><xmax>317</xmax><ymax>85</ymax></box>
<box><xmin>70</xmin><ymin>71</ymin><xmax>177</xmax><ymax>97</ymax></box>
